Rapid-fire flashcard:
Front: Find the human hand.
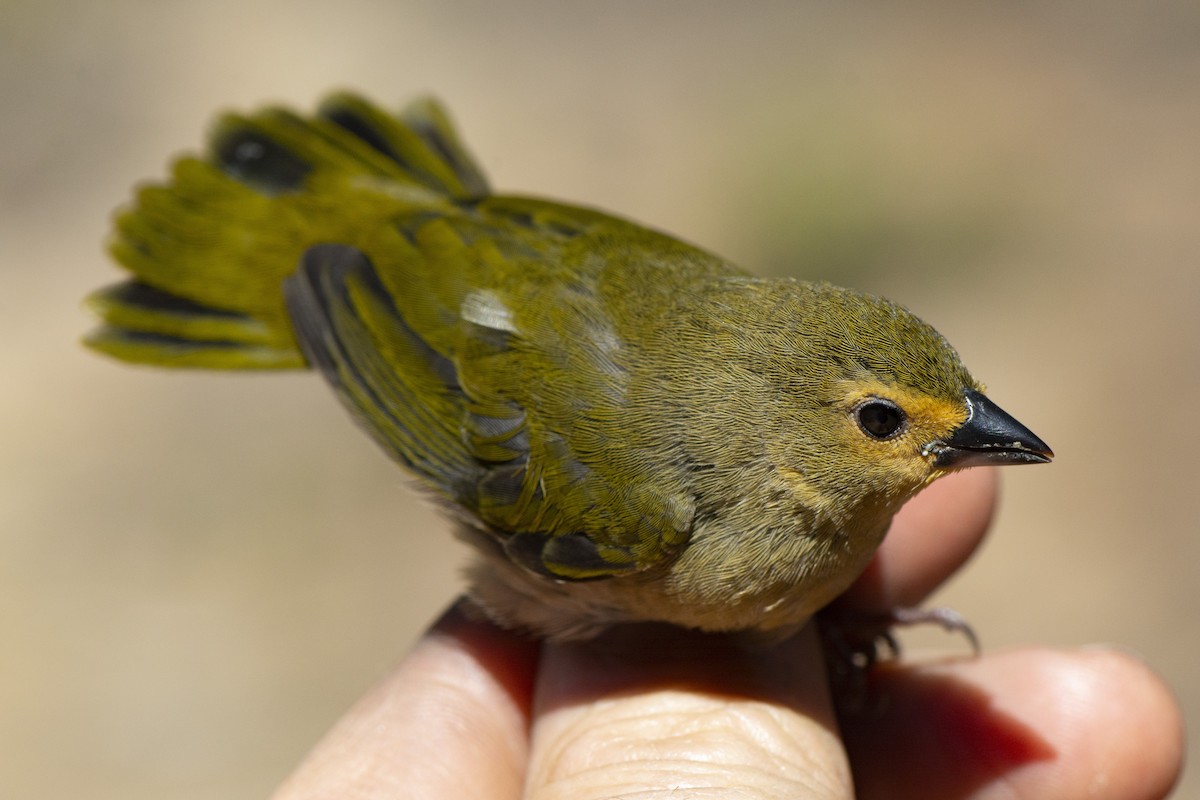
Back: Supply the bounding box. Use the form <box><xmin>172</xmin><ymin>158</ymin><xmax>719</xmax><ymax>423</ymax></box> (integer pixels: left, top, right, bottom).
<box><xmin>271</xmin><ymin>469</ymin><xmax>1184</xmax><ymax>799</ymax></box>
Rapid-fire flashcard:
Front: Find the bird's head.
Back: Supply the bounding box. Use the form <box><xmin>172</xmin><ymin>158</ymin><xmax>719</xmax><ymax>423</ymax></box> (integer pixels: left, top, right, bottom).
<box><xmin>751</xmin><ymin>282</ymin><xmax>1052</xmax><ymax>522</ymax></box>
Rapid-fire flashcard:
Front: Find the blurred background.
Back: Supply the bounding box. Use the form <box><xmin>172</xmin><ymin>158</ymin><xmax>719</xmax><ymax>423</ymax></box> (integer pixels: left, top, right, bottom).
<box><xmin>2</xmin><ymin>1</ymin><xmax>1196</xmax><ymax>796</ymax></box>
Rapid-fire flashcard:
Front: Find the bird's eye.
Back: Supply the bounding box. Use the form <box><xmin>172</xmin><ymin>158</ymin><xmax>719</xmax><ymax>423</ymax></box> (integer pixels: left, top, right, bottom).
<box><xmin>855</xmin><ymin>398</ymin><xmax>907</xmax><ymax>440</ymax></box>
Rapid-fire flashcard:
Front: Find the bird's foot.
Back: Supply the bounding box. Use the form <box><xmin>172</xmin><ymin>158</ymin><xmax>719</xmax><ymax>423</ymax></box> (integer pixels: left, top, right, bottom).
<box><xmin>817</xmin><ymin>605</ymin><xmax>979</xmax><ymax>711</ymax></box>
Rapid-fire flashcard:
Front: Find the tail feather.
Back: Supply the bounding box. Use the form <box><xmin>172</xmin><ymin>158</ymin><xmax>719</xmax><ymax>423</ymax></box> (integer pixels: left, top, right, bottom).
<box><xmin>86</xmin><ymin>93</ymin><xmax>489</xmax><ymax>370</ymax></box>
<box><xmin>319</xmin><ymin>93</ymin><xmax>488</xmax><ymax>199</ymax></box>
<box><xmin>210</xmin><ymin>112</ymin><xmax>315</xmax><ymax>195</ymax></box>
<box><xmin>84</xmin><ymin>279</ymin><xmax>302</xmax><ymax>368</ymax></box>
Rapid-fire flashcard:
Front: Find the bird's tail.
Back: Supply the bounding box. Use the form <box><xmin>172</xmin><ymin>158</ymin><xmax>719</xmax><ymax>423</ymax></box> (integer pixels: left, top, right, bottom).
<box><xmin>84</xmin><ymin>92</ymin><xmax>489</xmax><ymax>369</ymax></box>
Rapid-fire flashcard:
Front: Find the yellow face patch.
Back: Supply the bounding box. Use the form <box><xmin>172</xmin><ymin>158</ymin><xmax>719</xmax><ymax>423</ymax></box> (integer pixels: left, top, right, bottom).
<box><xmin>844</xmin><ymin>381</ymin><xmax>968</xmax><ymax>433</ymax></box>
<box><xmin>834</xmin><ymin>377</ymin><xmax>972</xmax><ymax>490</ymax></box>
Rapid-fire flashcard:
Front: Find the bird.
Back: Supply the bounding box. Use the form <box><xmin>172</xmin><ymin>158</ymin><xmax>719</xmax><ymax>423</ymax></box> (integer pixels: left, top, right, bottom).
<box><xmin>85</xmin><ymin>92</ymin><xmax>1052</xmax><ymax>640</ymax></box>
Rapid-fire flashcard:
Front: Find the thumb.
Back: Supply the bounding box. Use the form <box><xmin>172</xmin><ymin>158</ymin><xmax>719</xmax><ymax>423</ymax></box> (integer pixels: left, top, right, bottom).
<box><xmin>525</xmin><ymin>624</ymin><xmax>851</xmax><ymax>799</ymax></box>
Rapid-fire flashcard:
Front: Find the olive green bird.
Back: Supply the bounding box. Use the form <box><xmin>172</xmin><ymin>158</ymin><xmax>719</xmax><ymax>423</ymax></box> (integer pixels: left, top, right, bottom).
<box><xmin>86</xmin><ymin>93</ymin><xmax>1052</xmax><ymax>639</ymax></box>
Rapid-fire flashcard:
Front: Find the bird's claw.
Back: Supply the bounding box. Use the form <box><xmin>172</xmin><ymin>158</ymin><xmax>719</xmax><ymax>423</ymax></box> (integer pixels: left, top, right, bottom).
<box><xmin>818</xmin><ymin>604</ymin><xmax>979</xmax><ymax>711</ymax></box>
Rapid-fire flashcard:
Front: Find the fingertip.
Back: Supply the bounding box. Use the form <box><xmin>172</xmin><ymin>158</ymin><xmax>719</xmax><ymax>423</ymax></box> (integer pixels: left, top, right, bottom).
<box><xmin>271</xmin><ymin>600</ymin><xmax>539</xmax><ymax>799</ymax></box>
<box><xmin>841</xmin><ymin>647</ymin><xmax>1185</xmax><ymax>800</ymax></box>
<box><xmin>1056</xmin><ymin>647</ymin><xmax>1185</xmax><ymax>799</ymax></box>
<box><xmin>527</xmin><ymin>626</ymin><xmax>853</xmax><ymax>798</ymax></box>
<box><xmin>424</xmin><ymin>599</ymin><xmax>541</xmax><ymax>708</ymax></box>
<box><xmin>535</xmin><ymin>623</ymin><xmax>829</xmax><ymax>712</ymax></box>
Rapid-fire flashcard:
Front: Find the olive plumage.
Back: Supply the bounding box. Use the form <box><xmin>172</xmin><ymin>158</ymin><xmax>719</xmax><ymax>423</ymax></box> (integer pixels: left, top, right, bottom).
<box><xmin>86</xmin><ymin>94</ymin><xmax>1051</xmax><ymax>638</ymax></box>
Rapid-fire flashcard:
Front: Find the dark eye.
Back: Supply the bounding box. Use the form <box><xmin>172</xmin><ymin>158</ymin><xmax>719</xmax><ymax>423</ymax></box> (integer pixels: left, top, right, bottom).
<box><xmin>855</xmin><ymin>398</ymin><xmax>907</xmax><ymax>440</ymax></box>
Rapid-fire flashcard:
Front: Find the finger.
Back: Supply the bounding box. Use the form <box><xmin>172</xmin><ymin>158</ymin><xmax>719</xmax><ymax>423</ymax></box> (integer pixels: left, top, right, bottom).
<box><xmin>271</xmin><ymin>602</ymin><xmax>538</xmax><ymax>800</ymax></box>
<box><xmin>526</xmin><ymin>625</ymin><xmax>853</xmax><ymax>800</ymax></box>
<box><xmin>840</xmin><ymin>647</ymin><xmax>1184</xmax><ymax>800</ymax></box>
<box><xmin>841</xmin><ymin>467</ymin><xmax>1000</xmax><ymax>612</ymax></box>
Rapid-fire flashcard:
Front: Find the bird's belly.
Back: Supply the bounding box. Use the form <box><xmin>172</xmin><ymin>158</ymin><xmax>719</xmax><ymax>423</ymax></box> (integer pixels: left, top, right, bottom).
<box><xmin>458</xmin><ymin>516</ymin><xmax>889</xmax><ymax>639</ymax></box>
<box><xmin>650</xmin><ymin>517</ymin><xmax>890</xmax><ymax>633</ymax></box>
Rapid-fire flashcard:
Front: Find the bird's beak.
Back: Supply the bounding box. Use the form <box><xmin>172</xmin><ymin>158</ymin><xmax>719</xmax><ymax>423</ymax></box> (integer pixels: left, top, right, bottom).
<box><xmin>924</xmin><ymin>390</ymin><xmax>1054</xmax><ymax>469</ymax></box>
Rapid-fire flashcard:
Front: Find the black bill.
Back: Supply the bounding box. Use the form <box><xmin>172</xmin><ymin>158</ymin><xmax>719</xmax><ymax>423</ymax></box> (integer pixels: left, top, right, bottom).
<box><xmin>925</xmin><ymin>390</ymin><xmax>1053</xmax><ymax>469</ymax></box>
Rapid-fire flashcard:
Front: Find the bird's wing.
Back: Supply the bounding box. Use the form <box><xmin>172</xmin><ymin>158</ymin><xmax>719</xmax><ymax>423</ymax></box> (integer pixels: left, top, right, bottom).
<box><xmin>284</xmin><ymin>198</ymin><xmax>707</xmax><ymax>579</ymax></box>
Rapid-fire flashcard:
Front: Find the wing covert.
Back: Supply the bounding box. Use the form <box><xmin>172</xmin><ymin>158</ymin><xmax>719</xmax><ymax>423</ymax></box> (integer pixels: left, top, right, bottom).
<box><xmin>284</xmin><ymin>204</ymin><xmax>697</xmax><ymax>579</ymax></box>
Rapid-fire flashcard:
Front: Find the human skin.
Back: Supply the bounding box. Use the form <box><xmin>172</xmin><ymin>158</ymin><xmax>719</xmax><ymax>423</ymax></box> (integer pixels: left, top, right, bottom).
<box><xmin>271</xmin><ymin>469</ymin><xmax>1185</xmax><ymax>799</ymax></box>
